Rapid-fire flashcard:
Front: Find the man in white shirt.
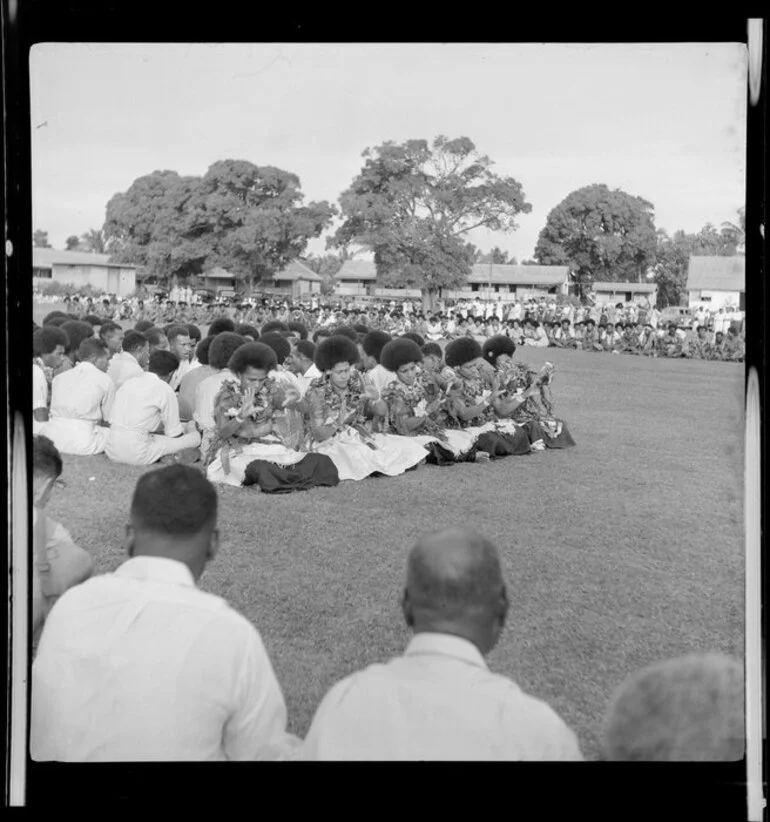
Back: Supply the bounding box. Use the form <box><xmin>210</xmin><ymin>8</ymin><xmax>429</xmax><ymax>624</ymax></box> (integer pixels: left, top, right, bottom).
<box><xmin>167</xmin><ymin>324</ymin><xmax>194</xmax><ymax>392</ymax></box>
<box><xmin>33</xmin><ymin>326</ymin><xmax>68</xmax><ymax>432</ymax></box>
<box><xmin>193</xmin><ymin>332</ymin><xmax>247</xmax><ymax>433</ymax></box>
<box><xmin>31</xmin><ymin>464</ymin><xmax>298</xmax><ymax>761</ymax></box>
<box><xmin>44</xmin><ymin>338</ymin><xmax>115</xmax><ymax>456</ymax></box>
<box><xmin>32</xmin><ymin>435</ymin><xmax>94</xmax><ymax>646</ymax></box>
<box><xmin>358</xmin><ymin>330</ymin><xmax>396</xmax><ymax>399</ymax></box>
<box><xmin>286</xmin><ymin>339</ymin><xmax>320</xmax><ymax>398</ymax></box>
<box><xmin>107</xmin><ymin>330</ymin><xmax>150</xmax><ymax>389</ymax></box>
<box><xmin>523</xmin><ymin>319</ymin><xmax>550</xmax><ymax>348</ymax></box>
<box><xmin>298</xmin><ymin>526</ymin><xmax>583</xmax><ymax>761</ymax></box>
<box><xmin>106</xmin><ymin>350</ymin><xmax>201</xmax><ymax>466</ymax></box>
<box><xmin>179</xmin><ymin>337</ymin><xmax>216</xmax><ymax>416</ymax></box>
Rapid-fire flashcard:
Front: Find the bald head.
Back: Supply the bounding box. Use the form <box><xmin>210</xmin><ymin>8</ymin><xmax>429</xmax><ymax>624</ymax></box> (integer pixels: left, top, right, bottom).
<box><xmin>404</xmin><ymin>527</ymin><xmax>507</xmax><ymax>654</ymax></box>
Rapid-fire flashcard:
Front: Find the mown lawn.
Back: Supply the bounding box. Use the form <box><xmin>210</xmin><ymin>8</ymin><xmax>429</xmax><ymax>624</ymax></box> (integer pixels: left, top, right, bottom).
<box><xmin>40</xmin><ymin>312</ymin><xmax>745</xmax><ymax>760</ymax></box>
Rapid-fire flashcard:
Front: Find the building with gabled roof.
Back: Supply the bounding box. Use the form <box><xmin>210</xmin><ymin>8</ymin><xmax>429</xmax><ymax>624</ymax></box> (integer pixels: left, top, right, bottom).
<box><xmin>686</xmin><ymin>256</ymin><xmax>745</xmax><ymax>310</ymax></box>
<box><xmin>33</xmin><ymin>248</ymin><xmax>138</xmax><ymax>297</ymax></box>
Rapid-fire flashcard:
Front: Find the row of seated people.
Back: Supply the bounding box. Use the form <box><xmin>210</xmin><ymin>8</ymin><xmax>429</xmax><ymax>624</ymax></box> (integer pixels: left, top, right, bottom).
<box><xmin>32</xmin><ymin>315</ymin><xmax>576</xmax><ymax>492</ymax></box>
<box><xmin>30</xmin><ymin>453</ymin><xmax>745</xmax><ymax>762</ymax></box>
<box><xmin>505</xmin><ymin>318</ymin><xmax>746</xmax><ymax>360</ymax></box>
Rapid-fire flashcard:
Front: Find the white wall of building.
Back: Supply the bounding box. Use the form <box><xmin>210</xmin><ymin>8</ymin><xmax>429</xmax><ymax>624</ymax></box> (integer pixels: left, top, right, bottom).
<box><xmin>688</xmin><ymin>290</ymin><xmax>742</xmax><ymax>310</ymax></box>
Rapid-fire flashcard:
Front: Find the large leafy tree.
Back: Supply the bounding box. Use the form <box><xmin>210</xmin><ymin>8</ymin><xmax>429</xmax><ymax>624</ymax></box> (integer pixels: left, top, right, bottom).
<box><xmin>103</xmin><ymin>161</ymin><xmax>335</xmax><ymax>288</ymax></box>
<box><xmin>65</xmin><ymin>235</ymin><xmax>81</xmax><ymax>250</ymax></box>
<box><xmin>330</xmin><ymin>135</ymin><xmax>531</xmax><ymax>310</ymax></box>
<box><xmin>534</xmin><ymin>184</ymin><xmax>658</xmax><ymax>295</ymax></box>
<box><xmin>80</xmin><ymin>228</ymin><xmax>108</xmax><ymax>254</ymax></box>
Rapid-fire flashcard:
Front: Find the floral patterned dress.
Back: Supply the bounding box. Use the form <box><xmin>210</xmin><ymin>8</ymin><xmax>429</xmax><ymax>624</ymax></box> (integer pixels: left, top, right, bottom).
<box><xmin>493</xmin><ymin>361</ymin><xmax>575</xmax><ymax>448</ymax></box>
<box><xmin>205</xmin><ymin>376</ymin><xmax>307</xmax><ymax>487</ymax></box>
<box><xmin>304</xmin><ymin>370</ymin><xmax>430</xmax><ymax>481</ymax></box>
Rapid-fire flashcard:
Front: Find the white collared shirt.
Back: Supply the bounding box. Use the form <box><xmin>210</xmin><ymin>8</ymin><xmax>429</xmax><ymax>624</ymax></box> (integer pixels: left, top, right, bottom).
<box><xmin>169</xmin><ymin>357</ymin><xmax>194</xmax><ymax>392</ymax></box>
<box><xmin>50</xmin><ymin>361</ymin><xmax>115</xmax><ymax>424</ymax></box>
<box><xmin>298</xmin><ymin>632</ymin><xmax>583</xmax><ymax>761</ymax></box>
<box><xmin>31</xmin><ymin>555</ymin><xmax>297</xmax><ymax>761</ymax></box>
<box><xmin>33</xmin><ymin>361</ymin><xmax>48</xmax><ymax>411</ymax></box>
<box><xmin>294</xmin><ymin>362</ymin><xmax>320</xmax><ymax>398</ymax></box>
<box><xmin>107</xmin><ymin>351</ymin><xmax>145</xmax><ymax>390</ymax></box>
<box><xmin>368</xmin><ymin>363</ymin><xmax>397</xmax><ymax>399</ymax></box>
<box><xmin>193</xmin><ymin>369</ymin><xmax>235</xmax><ymax>431</ymax></box>
<box><xmin>110</xmin><ymin>371</ymin><xmax>183</xmax><ymax>436</ymax></box>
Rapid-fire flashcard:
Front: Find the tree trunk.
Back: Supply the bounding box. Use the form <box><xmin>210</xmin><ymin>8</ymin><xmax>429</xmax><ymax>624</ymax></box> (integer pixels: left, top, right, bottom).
<box><xmin>422</xmin><ymin>289</ymin><xmax>437</xmax><ymax>314</ymax></box>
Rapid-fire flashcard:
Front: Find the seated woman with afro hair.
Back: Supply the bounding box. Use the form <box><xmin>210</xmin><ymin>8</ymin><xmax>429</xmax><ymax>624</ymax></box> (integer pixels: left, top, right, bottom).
<box><xmin>380</xmin><ymin>338</ymin><xmax>482</xmax><ymax>464</ymax></box>
<box><xmin>205</xmin><ymin>342</ymin><xmax>308</xmax><ymax>487</ymax></box>
<box><xmin>442</xmin><ymin>336</ymin><xmax>532</xmax><ymax>459</ymax></box>
<box><xmin>481</xmin><ymin>335</ymin><xmax>575</xmax><ymax>450</ymax></box>
<box><xmin>304</xmin><ymin>335</ymin><xmax>431</xmax><ymax>481</ymax></box>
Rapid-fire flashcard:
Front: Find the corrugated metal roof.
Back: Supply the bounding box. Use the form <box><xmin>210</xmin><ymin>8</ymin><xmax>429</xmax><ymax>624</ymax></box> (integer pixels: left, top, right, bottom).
<box><xmin>336</xmin><ymin>260</ymin><xmax>570</xmax><ymax>285</ymax></box>
<box><xmin>592</xmin><ymin>282</ymin><xmax>657</xmax><ymax>293</ymax></box>
<box><xmin>33</xmin><ymin>248</ymin><xmax>136</xmax><ymax>269</ymax></box>
<box><xmin>686</xmin><ymin>256</ymin><xmax>745</xmax><ymax>292</ymax></box>
<box><xmin>273</xmin><ymin>259</ymin><xmax>323</xmax><ymax>282</ymax></box>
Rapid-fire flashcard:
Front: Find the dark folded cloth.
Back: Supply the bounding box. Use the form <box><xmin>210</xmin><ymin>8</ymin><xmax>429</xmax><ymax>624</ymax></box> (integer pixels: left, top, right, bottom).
<box><xmin>242</xmin><ymin>453</ymin><xmax>339</xmax><ymax>493</ymax></box>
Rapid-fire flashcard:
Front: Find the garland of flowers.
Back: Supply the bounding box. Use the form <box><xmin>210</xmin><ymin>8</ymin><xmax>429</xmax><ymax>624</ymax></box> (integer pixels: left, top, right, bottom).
<box><xmin>203</xmin><ymin>376</ymin><xmax>285</xmax><ymax>470</ymax></box>
<box><xmin>305</xmin><ymin>369</ymin><xmax>375</xmax><ymax>448</ymax></box>
<box><xmin>381</xmin><ymin>373</ymin><xmax>448</xmax><ymax>441</ymax></box>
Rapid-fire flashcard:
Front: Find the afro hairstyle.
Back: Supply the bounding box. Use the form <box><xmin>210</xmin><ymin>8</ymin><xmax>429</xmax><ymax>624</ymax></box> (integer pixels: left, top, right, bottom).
<box><xmin>187</xmin><ymin>324</ymin><xmax>202</xmax><ymax>342</ymax></box>
<box><xmin>134</xmin><ymin>320</ymin><xmax>155</xmax><ymax>333</ymax></box>
<box><xmin>228</xmin><ymin>342</ymin><xmax>278</xmax><ymax>375</ymax></box>
<box><xmin>207</xmin><ymin>317</ymin><xmax>236</xmax><ymax>336</ymax></box>
<box><xmin>122</xmin><ymin>330</ymin><xmax>149</xmax><ymax>354</ymax></box>
<box><xmin>330</xmin><ymin>324</ymin><xmax>359</xmax><ymax>342</ymax></box>
<box><xmin>208</xmin><ymin>332</ymin><xmax>246</xmax><ymax>369</ymax></box>
<box><xmin>401</xmin><ymin>332</ymin><xmax>425</xmax><ymax>348</ymax></box>
<box><xmin>261</xmin><ymin>320</ymin><xmax>289</xmax><ymax>336</ymax></box>
<box><xmin>33</xmin><ymin>325</ymin><xmax>69</xmax><ymax>357</ymax></box>
<box><xmin>194</xmin><ymin>335</ymin><xmax>214</xmax><ymax>365</ymax></box>
<box><xmin>380</xmin><ymin>338</ymin><xmax>423</xmax><ymax>373</ymax></box>
<box><xmin>287</xmin><ymin>321</ymin><xmax>309</xmax><ymax>340</ymax></box>
<box><xmin>293</xmin><ymin>339</ymin><xmax>316</xmax><ymax>362</ymax></box>
<box><xmin>314</xmin><ymin>335</ymin><xmax>360</xmax><ymax>372</ymax></box>
<box><xmin>312</xmin><ymin>327</ymin><xmax>332</xmax><ymax>343</ymax></box>
<box><xmin>444</xmin><ymin>336</ymin><xmax>483</xmax><ymax>368</ymax></box>
<box><xmin>482</xmin><ymin>335</ymin><xmax>517</xmax><ymax>366</ymax></box>
<box><xmin>421</xmin><ymin>342</ymin><xmax>443</xmax><ymax>360</ymax></box>
<box><xmin>60</xmin><ymin>320</ymin><xmax>95</xmax><ymax>356</ymax></box>
<box><xmin>42</xmin><ymin>310</ymin><xmax>69</xmax><ymax>325</ymax></box>
<box><xmin>361</xmin><ymin>330</ymin><xmax>392</xmax><ymax>362</ymax></box>
<box><xmin>259</xmin><ymin>331</ymin><xmax>291</xmax><ymax>365</ymax></box>
<box><xmin>235</xmin><ymin>323</ymin><xmax>260</xmax><ymax>341</ymax></box>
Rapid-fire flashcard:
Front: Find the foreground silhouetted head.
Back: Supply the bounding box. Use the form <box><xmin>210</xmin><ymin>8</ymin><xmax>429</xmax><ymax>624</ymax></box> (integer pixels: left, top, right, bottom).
<box><xmin>603</xmin><ymin>652</ymin><xmax>745</xmax><ymax>761</ymax></box>
<box><xmin>402</xmin><ymin>526</ymin><xmax>508</xmax><ymax>656</ymax></box>
<box><xmin>126</xmin><ymin>464</ymin><xmax>219</xmax><ymax>582</ymax></box>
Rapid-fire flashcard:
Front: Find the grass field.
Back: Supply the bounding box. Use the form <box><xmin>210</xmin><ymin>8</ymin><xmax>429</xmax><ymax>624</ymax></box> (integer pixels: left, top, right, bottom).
<box><xmin>37</xmin><ymin>303</ymin><xmax>746</xmax><ymax>760</ymax></box>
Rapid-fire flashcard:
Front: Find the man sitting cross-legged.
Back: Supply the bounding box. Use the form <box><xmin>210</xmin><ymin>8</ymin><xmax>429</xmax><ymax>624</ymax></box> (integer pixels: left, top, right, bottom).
<box><xmin>43</xmin><ymin>338</ymin><xmax>114</xmax><ymax>456</ymax></box>
<box><xmin>297</xmin><ymin>526</ymin><xmax>583</xmax><ymax>761</ymax></box>
<box><xmin>105</xmin><ymin>349</ymin><xmax>201</xmax><ymax>466</ymax></box>
<box><xmin>31</xmin><ymin>465</ymin><xmax>299</xmax><ymax>761</ymax></box>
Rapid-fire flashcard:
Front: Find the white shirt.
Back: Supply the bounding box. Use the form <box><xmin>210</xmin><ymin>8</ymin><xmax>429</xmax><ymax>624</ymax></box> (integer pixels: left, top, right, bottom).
<box><xmin>31</xmin><ymin>556</ymin><xmax>297</xmax><ymax>762</ymax></box>
<box><xmin>368</xmin><ymin>363</ymin><xmax>397</xmax><ymax>399</ymax></box>
<box><xmin>107</xmin><ymin>351</ymin><xmax>145</xmax><ymax>390</ymax></box>
<box><xmin>169</xmin><ymin>357</ymin><xmax>194</xmax><ymax>392</ymax></box>
<box><xmin>295</xmin><ymin>363</ymin><xmax>322</xmax><ymax>398</ymax></box>
<box><xmin>110</xmin><ymin>371</ymin><xmax>183</xmax><ymax>436</ymax></box>
<box><xmin>298</xmin><ymin>633</ymin><xmax>583</xmax><ymax>761</ymax></box>
<box><xmin>50</xmin><ymin>362</ymin><xmax>115</xmax><ymax>424</ymax></box>
<box><xmin>33</xmin><ymin>362</ymin><xmax>48</xmax><ymax>411</ymax></box>
<box><xmin>193</xmin><ymin>369</ymin><xmax>235</xmax><ymax>431</ymax></box>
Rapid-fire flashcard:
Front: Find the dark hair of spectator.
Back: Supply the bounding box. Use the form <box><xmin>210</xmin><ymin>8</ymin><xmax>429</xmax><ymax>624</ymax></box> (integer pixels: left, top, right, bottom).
<box><xmin>401</xmin><ymin>332</ymin><xmax>425</xmax><ymax>348</ymax></box>
<box><xmin>258</xmin><ymin>332</ymin><xmax>291</xmax><ymax>365</ymax></box>
<box><xmin>99</xmin><ymin>321</ymin><xmax>123</xmax><ymax>340</ymax></box>
<box><xmin>380</xmin><ymin>338</ymin><xmax>423</xmax><ymax>373</ymax></box>
<box><xmin>235</xmin><ymin>324</ymin><xmax>260</xmax><ymax>341</ymax></box>
<box><xmin>287</xmin><ymin>321</ymin><xmax>309</xmax><ymax>340</ymax></box>
<box><xmin>144</xmin><ymin>327</ymin><xmax>168</xmax><ymax>348</ymax></box>
<box><xmin>42</xmin><ymin>311</ymin><xmax>68</xmax><ymax>325</ymax></box>
<box><xmin>195</xmin><ymin>336</ymin><xmax>213</xmax><ymax>366</ymax></box>
<box><xmin>60</xmin><ymin>321</ymin><xmax>94</xmax><ymax>356</ymax></box>
<box><xmin>33</xmin><ymin>434</ymin><xmax>63</xmax><ymax>479</ymax></box>
<box><xmin>122</xmin><ymin>330</ymin><xmax>149</xmax><ymax>355</ymax></box>
<box><xmin>34</xmin><ymin>326</ymin><xmax>69</xmax><ymax>357</ymax></box>
<box><xmin>261</xmin><ymin>320</ymin><xmax>289</xmax><ymax>336</ymax></box>
<box><xmin>312</xmin><ymin>327</ymin><xmax>332</xmax><ymax>343</ymax></box>
<box><xmin>208</xmin><ymin>332</ymin><xmax>246</xmax><ymax>370</ymax></box>
<box><xmin>187</xmin><ymin>324</ymin><xmax>202</xmax><ymax>342</ymax></box>
<box><xmin>421</xmin><ymin>342</ymin><xmax>443</xmax><ymax>360</ymax></box>
<box><xmin>315</xmin><ymin>335</ymin><xmax>360</xmax><ymax>372</ymax></box>
<box><xmin>361</xmin><ymin>330</ymin><xmax>392</xmax><ymax>362</ymax></box>
<box><xmin>166</xmin><ymin>325</ymin><xmax>191</xmax><ymax>344</ymax></box>
<box><xmin>148</xmin><ymin>349</ymin><xmax>180</xmax><ymax>379</ymax></box>
<box><xmin>134</xmin><ymin>320</ymin><xmax>155</xmax><ymax>333</ymax></box>
<box><xmin>331</xmin><ymin>325</ymin><xmax>359</xmax><ymax>342</ymax></box>
<box><xmin>445</xmin><ymin>336</ymin><xmax>483</xmax><ymax>368</ymax></box>
<box><xmin>208</xmin><ymin>317</ymin><xmax>236</xmax><ymax>337</ymax></box>
<box><xmin>78</xmin><ymin>338</ymin><xmax>109</xmax><ymax>362</ymax></box>
<box><xmin>293</xmin><ymin>339</ymin><xmax>316</xmax><ymax>362</ymax></box>
<box><xmin>482</xmin><ymin>335</ymin><xmax>516</xmax><ymax>366</ymax></box>
<box><xmin>228</xmin><ymin>342</ymin><xmax>278</xmax><ymax>375</ymax></box>
<box><xmin>82</xmin><ymin>314</ymin><xmax>104</xmax><ymax>326</ymax></box>
<box><xmin>130</xmin><ymin>464</ymin><xmax>218</xmax><ymax>537</ymax></box>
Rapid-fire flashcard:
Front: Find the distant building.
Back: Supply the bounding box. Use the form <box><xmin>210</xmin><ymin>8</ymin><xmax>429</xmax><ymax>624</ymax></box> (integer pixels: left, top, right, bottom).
<box><xmin>33</xmin><ymin>248</ymin><xmax>137</xmax><ymax>297</ymax></box>
<box><xmin>686</xmin><ymin>256</ymin><xmax>745</xmax><ymax>311</ymax></box>
<box><xmin>590</xmin><ymin>281</ymin><xmax>658</xmax><ymax>306</ymax></box>
<box><xmin>200</xmin><ymin>260</ymin><xmax>323</xmax><ymax>300</ymax></box>
<box><xmin>334</xmin><ymin>260</ymin><xmax>570</xmax><ymax>300</ymax></box>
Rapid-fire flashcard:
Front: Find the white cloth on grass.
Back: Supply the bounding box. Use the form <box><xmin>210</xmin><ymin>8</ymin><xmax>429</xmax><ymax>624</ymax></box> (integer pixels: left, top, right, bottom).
<box><xmin>31</xmin><ymin>556</ymin><xmax>299</xmax><ymax>762</ymax></box>
<box><xmin>297</xmin><ymin>632</ymin><xmax>583</xmax><ymax>761</ymax></box>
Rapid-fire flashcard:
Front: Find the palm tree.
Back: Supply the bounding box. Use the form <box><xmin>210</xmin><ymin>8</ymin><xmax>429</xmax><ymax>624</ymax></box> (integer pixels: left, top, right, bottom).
<box><xmin>720</xmin><ymin>207</ymin><xmax>745</xmax><ymax>254</ymax></box>
<box><xmin>80</xmin><ymin>228</ymin><xmax>107</xmax><ymax>254</ymax></box>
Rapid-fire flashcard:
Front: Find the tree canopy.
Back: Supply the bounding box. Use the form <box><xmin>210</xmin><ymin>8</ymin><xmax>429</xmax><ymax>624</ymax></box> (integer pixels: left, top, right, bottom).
<box><xmin>103</xmin><ymin>161</ymin><xmax>336</xmax><ymax>288</ymax></box>
<box><xmin>534</xmin><ymin>184</ymin><xmax>658</xmax><ymax>292</ymax></box>
<box><xmin>33</xmin><ymin>230</ymin><xmax>51</xmax><ymax>248</ymax></box>
<box><xmin>329</xmin><ymin>135</ymin><xmax>531</xmax><ymax>308</ymax></box>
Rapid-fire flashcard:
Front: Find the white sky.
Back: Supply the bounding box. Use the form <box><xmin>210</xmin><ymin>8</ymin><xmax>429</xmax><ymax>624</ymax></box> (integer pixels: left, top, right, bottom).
<box><xmin>30</xmin><ymin>42</ymin><xmax>747</xmax><ymax>261</ymax></box>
